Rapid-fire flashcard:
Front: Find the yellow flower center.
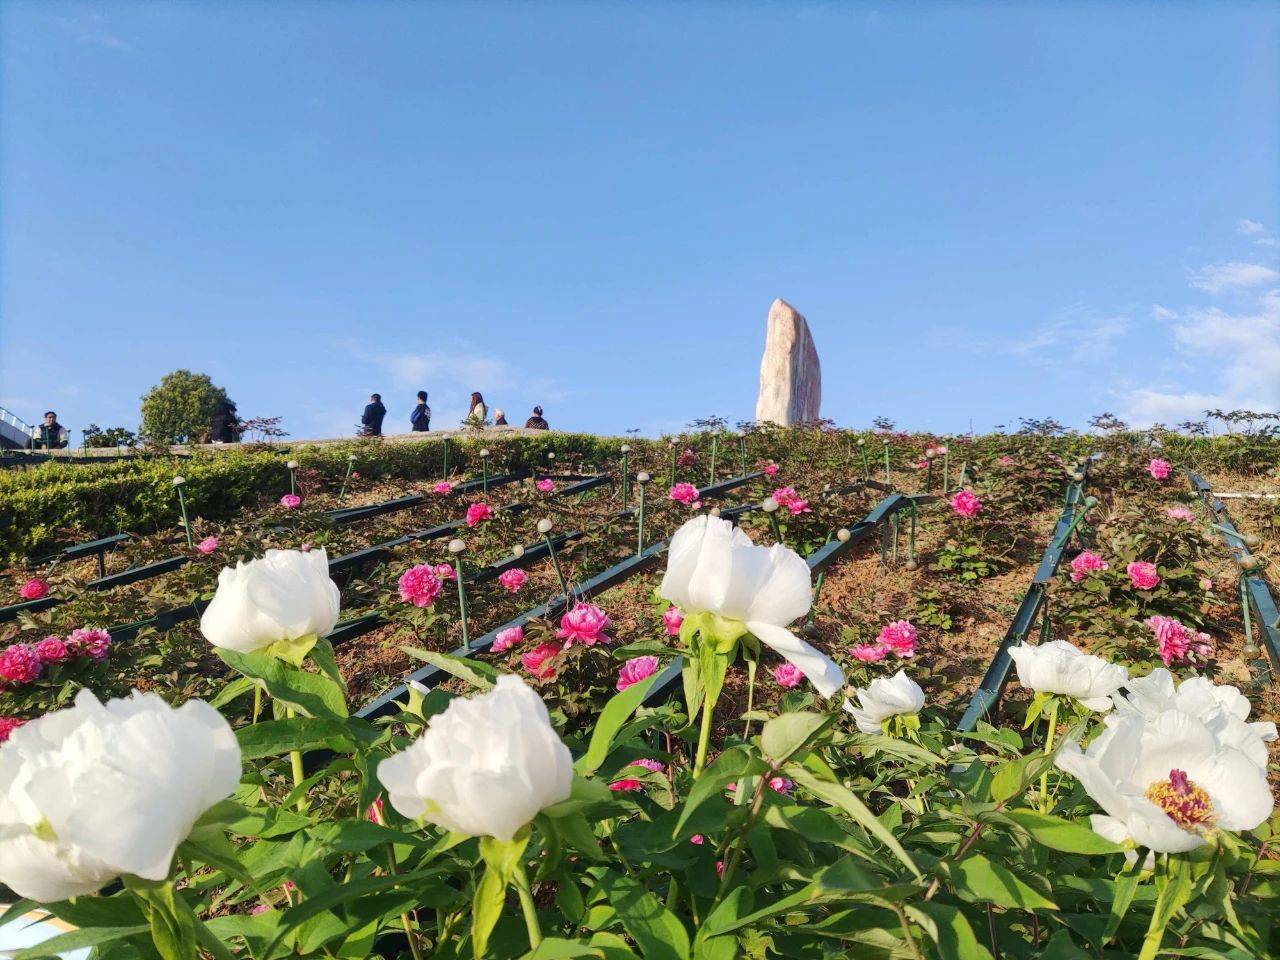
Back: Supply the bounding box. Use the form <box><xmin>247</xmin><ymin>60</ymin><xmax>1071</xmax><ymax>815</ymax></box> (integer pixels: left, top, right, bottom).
<box><xmin>1145</xmin><ymin>768</ymin><xmax>1215</xmax><ymax>833</ymax></box>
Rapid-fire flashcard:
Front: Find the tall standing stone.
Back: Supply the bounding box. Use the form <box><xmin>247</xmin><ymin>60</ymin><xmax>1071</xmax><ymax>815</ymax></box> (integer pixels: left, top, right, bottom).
<box><xmin>754</xmin><ymin>298</ymin><xmax>821</xmax><ymax>426</ymax></box>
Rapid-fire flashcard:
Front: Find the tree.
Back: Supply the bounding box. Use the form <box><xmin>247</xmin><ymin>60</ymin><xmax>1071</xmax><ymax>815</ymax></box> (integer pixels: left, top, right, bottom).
<box><xmin>140</xmin><ymin>370</ymin><xmax>232</xmax><ymax>444</ymax></box>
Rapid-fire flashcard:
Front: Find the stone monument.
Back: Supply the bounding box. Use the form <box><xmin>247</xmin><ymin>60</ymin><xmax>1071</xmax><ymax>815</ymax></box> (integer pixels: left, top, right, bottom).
<box><xmin>754</xmin><ymin>298</ymin><xmax>821</xmax><ymax>426</ymax></box>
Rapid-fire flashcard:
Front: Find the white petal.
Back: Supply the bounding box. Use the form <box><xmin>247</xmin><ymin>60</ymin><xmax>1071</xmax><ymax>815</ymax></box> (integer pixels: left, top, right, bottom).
<box><xmin>746</xmin><ymin>621</ymin><xmax>843</xmax><ymax>698</ymax></box>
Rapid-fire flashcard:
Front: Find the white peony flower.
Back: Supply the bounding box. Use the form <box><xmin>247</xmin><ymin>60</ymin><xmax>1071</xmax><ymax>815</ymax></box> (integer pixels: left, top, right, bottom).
<box><xmin>0</xmin><ymin>689</ymin><xmax>241</xmax><ymax>902</ymax></box>
<box><xmin>1008</xmin><ymin>639</ymin><xmax>1128</xmax><ymax>711</ymax></box>
<box><xmin>843</xmin><ymin>670</ymin><xmax>926</xmax><ymax>734</ymax></box>
<box><xmin>1116</xmin><ymin>669</ymin><xmax>1278</xmax><ymax>770</ymax></box>
<box><xmin>200</xmin><ymin>548</ymin><xmax>340</xmax><ymax>654</ymax></box>
<box><xmin>1055</xmin><ymin>707</ymin><xmax>1274</xmax><ymax>853</ymax></box>
<box><xmin>377</xmin><ymin>675</ymin><xmax>572</xmax><ymax>840</ymax></box>
<box><xmin>659</xmin><ymin>515</ymin><xmax>843</xmax><ymax>697</ymax></box>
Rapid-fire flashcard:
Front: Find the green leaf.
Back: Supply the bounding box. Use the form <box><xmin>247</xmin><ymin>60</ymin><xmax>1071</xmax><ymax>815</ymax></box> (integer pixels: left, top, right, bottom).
<box><xmin>523</xmin><ymin>939</ymin><xmax>605</xmax><ymax>959</ymax></box>
<box><xmin>207</xmin><ymin>675</ymin><xmax>256</xmax><ymax>708</ymax></box>
<box><xmin>905</xmin><ymin>902</ymin><xmax>994</xmax><ymax>960</ymax></box>
<box><xmin>1041</xmin><ymin>929</ymin><xmax>1090</xmax><ymax>959</ymax></box>
<box><xmin>760</xmin><ymin>711</ymin><xmax>831</xmax><ymax>765</ymax></box>
<box><xmin>472</xmin><ymin>861</ymin><xmax>508</xmax><ymax>960</ymax></box>
<box><xmin>950</xmin><ymin>854</ymin><xmax>1057</xmax><ymax>910</ymax></box>
<box><xmin>989</xmin><ymin>755</ymin><xmax>1029</xmax><ymax>804</ymax></box>
<box><xmin>401</xmin><ymin>647</ymin><xmax>496</xmax><ymax>689</ymax></box>
<box><xmin>671</xmin><ymin>747</ymin><xmax>765</xmax><ymax>838</ymax></box>
<box><xmin>784</xmin><ymin>764</ymin><xmax>921</xmax><ymax>879</ymax></box>
<box><xmin>599</xmin><ymin>869</ymin><xmax>691</xmax><ymax>960</ymax></box>
<box><xmin>266</xmin><ymin>632</ymin><xmax>319</xmax><ymax>667</ymax></box>
<box><xmin>1002</xmin><ymin>809</ymin><xmax>1123</xmax><ymax>854</ymax></box>
<box><xmin>235</xmin><ymin>716</ymin><xmax>355</xmax><ymax>759</ymax></box>
<box><xmin>575</xmin><ymin>671</ymin><xmax>660</xmax><ymax>775</ymax></box>
<box><xmin>217</xmin><ymin>649</ymin><xmax>347</xmax><ymax>719</ymax></box>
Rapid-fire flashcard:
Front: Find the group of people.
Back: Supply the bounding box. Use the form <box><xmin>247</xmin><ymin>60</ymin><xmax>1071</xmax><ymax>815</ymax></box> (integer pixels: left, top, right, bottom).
<box><xmin>359</xmin><ymin>390</ymin><xmax>550</xmax><ymax>437</ymax></box>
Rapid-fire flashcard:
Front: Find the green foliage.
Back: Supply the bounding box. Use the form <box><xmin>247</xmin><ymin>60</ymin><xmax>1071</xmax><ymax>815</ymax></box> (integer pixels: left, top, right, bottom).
<box><xmin>140</xmin><ymin>369</ymin><xmax>232</xmax><ymax>444</ymax></box>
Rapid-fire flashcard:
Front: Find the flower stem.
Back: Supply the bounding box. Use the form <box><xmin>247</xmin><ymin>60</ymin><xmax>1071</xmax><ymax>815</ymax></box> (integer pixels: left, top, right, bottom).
<box><xmin>511</xmin><ymin>860</ymin><xmax>543</xmax><ymax>950</ymax></box>
<box><xmin>286</xmin><ymin>706</ymin><xmax>307</xmax><ymax>811</ymax></box>
<box><xmin>741</xmin><ymin>659</ymin><xmax>757</xmax><ymax>740</ymax></box>
<box><xmin>693</xmin><ymin>698</ymin><xmax>716</xmax><ymax>778</ymax></box>
<box><xmin>252</xmin><ymin>685</ymin><xmax>262</xmax><ymax>724</ymax></box>
<box><xmin>1040</xmin><ymin>698</ymin><xmax>1060</xmax><ymax>813</ymax></box>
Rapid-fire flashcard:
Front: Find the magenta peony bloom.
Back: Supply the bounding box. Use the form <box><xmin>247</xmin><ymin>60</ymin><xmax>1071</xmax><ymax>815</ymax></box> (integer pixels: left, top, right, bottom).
<box><xmin>609</xmin><ymin>778</ymin><xmax>643</xmax><ymax>792</ymax></box>
<box><xmin>433</xmin><ymin>563</ymin><xmax>456</xmax><ymax>581</ymax></box>
<box><xmin>537</xmin><ymin>479</ymin><xmax>555</xmax><ymax>493</ymax></box>
<box><xmin>689</xmin><ymin>834</ymin><xmax>705</xmax><ymax>845</ymax></box>
<box><xmin>67</xmin><ymin>627</ymin><xmax>111</xmax><ymax>662</ymax></box>
<box><xmin>1069</xmin><ymin>551</ymin><xmax>1109</xmax><ymax>583</ymax></box>
<box><xmin>768</xmin><ymin>776</ymin><xmax>793</xmax><ymax>795</ymax></box>
<box><xmin>851</xmin><ymin>643</ymin><xmax>887</xmax><ymax>663</ymax></box>
<box><xmin>616</xmin><ymin>655</ymin><xmax>659</xmax><ymax>691</ymax></box>
<box><xmin>434</xmin><ymin>482</ymin><xmax>454</xmax><ymax>495</ymax></box>
<box><xmin>195</xmin><ymin>536</ymin><xmax>221</xmax><ymax>555</ymax></box>
<box><xmin>662</xmin><ymin>605</ymin><xmax>683</xmax><ymax>636</ymax></box>
<box><xmin>771</xmin><ymin>486</ymin><xmax>812</xmax><ymax>516</ymax></box>
<box><xmin>497</xmin><ymin>569</ymin><xmax>528</xmax><ymax>594</ymax></box>
<box><xmin>876</xmin><ymin>620</ymin><xmax>917</xmax><ymax>658</ymax></box>
<box><xmin>677</xmin><ymin>449</ymin><xmax>697</xmax><ymax>468</ymax></box>
<box><xmin>367</xmin><ymin>796</ymin><xmax>384</xmax><ymax>824</ymax></box>
<box><xmin>0</xmin><ymin>716</ymin><xmax>26</xmax><ymax>743</ymax></box>
<box><xmin>773</xmin><ymin>662</ymin><xmax>803</xmax><ymax>688</ymax></box>
<box><xmin>0</xmin><ymin>644</ymin><xmax>42</xmax><ymax>684</ymax></box>
<box><xmin>34</xmin><ymin>636</ymin><xmax>70</xmax><ymax>665</ymax></box>
<box><xmin>19</xmin><ymin>578</ymin><xmax>48</xmax><ymax>601</ymax></box>
<box><xmin>915</xmin><ymin>459</ymin><xmax>930</xmax><ymax>471</ymax></box>
<box><xmin>1200</xmin><ymin>577</ymin><xmax>1214</xmax><ymax>592</ymax></box>
<box><xmin>998</xmin><ymin>455</ymin><xmax>1015</xmax><ymax>466</ymax></box>
<box><xmin>557</xmin><ymin>602</ymin><xmax>611</xmax><ymax>647</ymax></box>
<box><xmin>629</xmin><ymin>758</ymin><xmax>665</xmax><ymax>773</ymax></box>
<box><xmin>1146</xmin><ymin>615</ymin><xmax>1191</xmax><ymax>666</ymax></box>
<box><xmin>763</xmin><ymin>462</ymin><xmax>779</xmax><ymax>476</ymax></box>
<box><xmin>492</xmin><ymin>625</ymin><xmax>524</xmax><ymax>653</ymax></box>
<box><xmin>1127</xmin><ymin>561</ymin><xmax>1160</xmax><ymax>591</ymax></box>
<box><xmin>1165</xmin><ymin>506</ymin><xmax>1196</xmax><ymax>522</ymax></box>
<box><xmin>398</xmin><ymin>564</ymin><xmax>443</xmax><ymax>607</ymax></box>
<box><xmin>1148</xmin><ymin>458</ymin><xmax>1172</xmax><ymax>480</ymax></box>
<box><xmin>669</xmin><ymin>482</ymin><xmax>700</xmax><ymax>506</ymax></box>
<box><xmin>950</xmin><ymin>490</ymin><xmax>982</xmax><ymax>518</ymax></box>
<box><xmin>280</xmin><ymin>494</ymin><xmax>302</xmax><ymax>509</ymax></box>
<box><xmin>521</xmin><ymin>641</ymin><xmax>561</xmax><ymax>679</ymax></box>
<box><xmin>301</xmin><ymin>542</ymin><xmax>313</xmax><ymax>552</ymax></box>
<box><xmin>465</xmin><ymin>502</ymin><xmax>493</xmax><ymax>527</ymax></box>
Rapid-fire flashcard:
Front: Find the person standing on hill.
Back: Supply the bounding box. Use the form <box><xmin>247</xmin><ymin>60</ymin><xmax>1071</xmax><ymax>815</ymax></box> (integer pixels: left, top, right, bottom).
<box><xmin>361</xmin><ymin>393</ymin><xmax>387</xmax><ymax>436</ymax></box>
<box><xmin>35</xmin><ymin>411</ymin><xmax>68</xmax><ymax>449</ymax></box>
<box><xmin>524</xmin><ymin>405</ymin><xmax>549</xmax><ymax>430</ymax></box>
<box><xmin>492</xmin><ymin>408</ymin><xmax>508</xmax><ymax>426</ymax></box>
<box><xmin>466</xmin><ymin>391</ymin><xmax>487</xmax><ymax>426</ymax></box>
<box><xmin>411</xmin><ymin>391</ymin><xmax>431</xmax><ymax>432</ymax></box>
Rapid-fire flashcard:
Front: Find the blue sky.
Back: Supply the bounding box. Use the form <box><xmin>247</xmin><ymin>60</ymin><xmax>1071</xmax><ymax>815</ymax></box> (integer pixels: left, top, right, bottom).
<box><xmin>1</xmin><ymin>1</ymin><xmax>1277</xmax><ymax>440</ymax></box>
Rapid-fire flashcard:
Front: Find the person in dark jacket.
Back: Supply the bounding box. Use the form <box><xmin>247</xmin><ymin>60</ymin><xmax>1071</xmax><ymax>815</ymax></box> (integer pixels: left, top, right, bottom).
<box><xmin>524</xmin><ymin>405</ymin><xmax>549</xmax><ymax>430</ymax></box>
<box><xmin>361</xmin><ymin>394</ymin><xmax>387</xmax><ymax>436</ymax></box>
<box><xmin>35</xmin><ymin>411</ymin><xmax>68</xmax><ymax>449</ymax></box>
<box><xmin>209</xmin><ymin>398</ymin><xmax>240</xmax><ymax>443</ymax></box>
<box><xmin>410</xmin><ymin>391</ymin><xmax>431</xmax><ymax>432</ymax></box>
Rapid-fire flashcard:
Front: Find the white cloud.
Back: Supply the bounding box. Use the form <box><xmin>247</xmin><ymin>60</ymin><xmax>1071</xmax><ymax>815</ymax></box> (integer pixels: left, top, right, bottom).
<box><xmin>1189</xmin><ymin>262</ymin><xmax>1280</xmax><ymax>293</ymax></box>
<box><xmin>1237</xmin><ymin>219</ymin><xmax>1266</xmax><ymax>235</ymax></box>
<box><xmin>1151</xmin><ymin>304</ymin><xmax>1178</xmax><ymax>320</ymax></box>
<box><xmin>1004</xmin><ymin>315</ymin><xmax>1129</xmax><ymax>363</ymax></box>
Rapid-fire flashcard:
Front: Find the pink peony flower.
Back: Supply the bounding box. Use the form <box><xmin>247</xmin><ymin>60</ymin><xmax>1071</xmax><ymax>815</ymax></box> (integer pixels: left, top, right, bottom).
<box><xmin>537</xmin><ymin>479</ymin><xmax>555</xmax><ymax>493</ymax></box>
<box><xmin>689</xmin><ymin>834</ymin><xmax>705</xmax><ymax>845</ymax></box>
<box><xmin>557</xmin><ymin>602</ymin><xmax>611</xmax><ymax>647</ymax></box>
<box><xmin>251</xmin><ymin>904</ymin><xmax>271</xmax><ymax>916</ymax></box>
<box><xmin>768</xmin><ymin>776</ymin><xmax>793</xmax><ymax>795</ymax></box>
<box><xmin>521</xmin><ymin>642</ymin><xmax>561</xmax><ymax>680</ymax></box>
<box><xmin>669</xmin><ymin>482</ymin><xmax>700</xmax><ymax>506</ymax></box>
<box><xmin>498</xmin><ymin>568</ymin><xmax>528</xmax><ymax>594</ymax></box>
<box><xmin>876</xmin><ymin>620</ymin><xmax>917</xmax><ymax>658</ymax></box>
<box><xmin>1069</xmin><ymin>551</ymin><xmax>1109</xmax><ymax>583</ymax></box>
<box><xmin>677</xmin><ymin>449</ymin><xmax>697</xmax><ymax>468</ymax></box>
<box><xmin>763</xmin><ymin>462</ymin><xmax>779</xmax><ymax>476</ymax></box>
<box><xmin>1200</xmin><ymin>577</ymin><xmax>1214</xmax><ymax>592</ymax></box>
<box><xmin>609</xmin><ymin>779</ymin><xmax>643</xmax><ymax>792</ymax></box>
<box><xmin>772</xmin><ymin>486</ymin><xmax>812</xmax><ymax>516</ymax></box>
<box><xmin>492</xmin><ymin>625</ymin><xmax>524</xmax><ymax>653</ymax></box>
<box><xmin>466</xmin><ymin>502</ymin><xmax>493</xmax><ymax>527</ymax></box>
<box><xmin>716</xmin><ymin>860</ymin><xmax>725</xmax><ymax>876</ymax></box>
<box><xmin>433</xmin><ymin>563</ymin><xmax>456</xmax><ymax>581</ymax></box>
<box><xmin>915</xmin><ymin>459</ymin><xmax>930</xmax><ymax>471</ymax></box>
<box><xmin>366</xmin><ymin>796</ymin><xmax>384</xmax><ymax>823</ymax></box>
<box><xmin>434</xmin><ymin>482</ymin><xmax>454</xmax><ymax>495</ymax></box>
<box><xmin>300</xmin><ymin>542</ymin><xmax>313</xmax><ymax>552</ymax></box>
<box><xmin>1148</xmin><ymin>458</ymin><xmax>1172</xmax><ymax>480</ymax></box>
<box><xmin>1146</xmin><ymin>615</ymin><xmax>1191</xmax><ymax>666</ymax></box>
<box><xmin>851</xmin><ymin>643</ymin><xmax>887</xmax><ymax>662</ymax></box>
<box><xmin>195</xmin><ymin>536</ymin><xmax>220</xmax><ymax>555</ymax></box>
<box><xmin>1127</xmin><ymin>561</ymin><xmax>1160</xmax><ymax>591</ymax></box>
<box><xmin>280</xmin><ymin>494</ymin><xmax>302</xmax><ymax>509</ymax></box>
<box><xmin>67</xmin><ymin>627</ymin><xmax>111</xmax><ymax>662</ymax></box>
<box><xmin>19</xmin><ymin>578</ymin><xmax>48</xmax><ymax>601</ymax></box>
<box><xmin>34</xmin><ymin>636</ymin><xmax>70</xmax><ymax>665</ymax></box>
<box><xmin>662</xmin><ymin>605</ymin><xmax>683</xmax><ymax>636</ymax></box>
<box><xmin>998</xmin><ymin>455</ymin><xmax>1015</xmax><ymax>466</ymax></box>
<box><xmin>0</xmin><ymin>644</ymin><xmax>42</xmax><ymax>683</ymax></box>
<box><xmin>1191</xmin><ymin>631</ymin><xmax>1215</xmax><ymax>661</ymax></box>
<box><xmin>0</xmin><ymin>716</ymin><xmax>27</xmax><ymax>743</ymax></box>
<box><xmin>773</xmin><ymin>663</ymin><xmax>803</xmax><ymax>688</ymax></box>
<box><xmin>950</xmin><ymin>490</ymin><xmax>982</xmax><ymax>518</ymax></box>
<box><xmin>629</xmin><ymin>758</ymin><xmax>665</xmax><ymax>773</ymax></box>
<box><xmin>1164</xmin><ymin>506</ymin><xmax>1196</xmax><ymax>522</ymax></box>
<box><xmin>398</xmin><ymin>564</ymin><xmax>443</xmax><ymax>607</ymax></box>
<box><xmin>617</xmin><ymin>655</ymin><xmax>659</xmax><ymax>691</ymax></box>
